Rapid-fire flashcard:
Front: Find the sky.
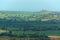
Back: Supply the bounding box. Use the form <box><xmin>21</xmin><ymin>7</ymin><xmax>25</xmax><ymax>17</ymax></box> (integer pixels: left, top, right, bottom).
<box><xmin>0</xmin><ymin>0</ymin><xmax>60</xmax><ymax>11</ymax></box>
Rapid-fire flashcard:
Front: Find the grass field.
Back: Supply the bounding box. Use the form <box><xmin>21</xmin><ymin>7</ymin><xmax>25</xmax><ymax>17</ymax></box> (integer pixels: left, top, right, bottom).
<box><xmin>11</xmin><ymin>30</ymin><xmax>60</xmax><ymax>36</ymax></box>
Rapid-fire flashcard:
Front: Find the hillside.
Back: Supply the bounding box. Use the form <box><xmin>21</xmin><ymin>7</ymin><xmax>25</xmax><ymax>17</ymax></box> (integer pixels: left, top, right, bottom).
<box><xmin>0</xmin><ymin>10</ymin><xmax>60</xmax><ymax>36</ymax></box>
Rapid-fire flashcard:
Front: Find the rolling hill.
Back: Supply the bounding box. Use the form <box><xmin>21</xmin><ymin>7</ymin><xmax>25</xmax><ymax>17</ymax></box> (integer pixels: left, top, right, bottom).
<box><xmin>0</xmin><ymin>10</ymin><xmax>60</xmax><ymax>36</ymax></box>
<box><xmin>0</xmin><ymin>10</ymin><xmax>60</xmax><ymax>21</ymax></box>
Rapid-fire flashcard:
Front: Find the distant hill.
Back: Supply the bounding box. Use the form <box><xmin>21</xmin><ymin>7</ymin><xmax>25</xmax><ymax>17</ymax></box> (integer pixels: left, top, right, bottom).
<box><xmin>0</xmin><ymin>10</ymin><xmax>60</xmax><ymax>21</ymax></box>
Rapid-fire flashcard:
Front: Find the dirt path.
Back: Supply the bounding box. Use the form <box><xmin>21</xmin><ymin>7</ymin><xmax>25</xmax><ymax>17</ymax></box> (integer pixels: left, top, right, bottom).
<box><xmin>48</xmin><ymin>36</ymin><xmax>60</xmax><ymax>38</ymax></box>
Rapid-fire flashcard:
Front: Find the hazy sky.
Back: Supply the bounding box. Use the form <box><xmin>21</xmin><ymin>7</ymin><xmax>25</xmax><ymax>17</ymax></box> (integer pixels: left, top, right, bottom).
<box><xmin>0</xmin><ymin>0</ymin><xmax>60</xmax><ymax>11</ymax></box>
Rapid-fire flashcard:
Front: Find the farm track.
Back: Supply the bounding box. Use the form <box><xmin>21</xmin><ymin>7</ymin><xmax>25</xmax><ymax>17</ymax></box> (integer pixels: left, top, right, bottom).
<box><xmin>49</xmin><ymin>36</ymin><xmax>60</xmax><ymax>38</ymax></box>
<box><xmin>48</xmin><ymin>36</ymin><xmax>60</xmax><ymax>40</ymax></box>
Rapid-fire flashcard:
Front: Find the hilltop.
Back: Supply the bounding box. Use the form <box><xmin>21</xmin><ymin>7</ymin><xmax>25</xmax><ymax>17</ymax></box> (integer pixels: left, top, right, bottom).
<box><xmin>0</xmin><ymin>10</ymin><xmax>60</xmax><ymax>21</ymax></box>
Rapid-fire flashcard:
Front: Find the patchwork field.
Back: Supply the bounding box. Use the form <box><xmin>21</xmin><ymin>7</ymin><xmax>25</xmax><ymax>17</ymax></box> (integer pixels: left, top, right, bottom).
<box><xmin>0</xmin><ymin>11</ymin><xmax>60</xmax><ymax>40</ymax></box>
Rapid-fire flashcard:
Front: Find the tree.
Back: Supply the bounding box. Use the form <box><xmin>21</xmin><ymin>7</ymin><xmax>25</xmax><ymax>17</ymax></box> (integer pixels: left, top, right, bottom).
<box><xmin>39</xmin><ymin>33</ymin><xmax>50</xmax><ymax>40</ymax></box>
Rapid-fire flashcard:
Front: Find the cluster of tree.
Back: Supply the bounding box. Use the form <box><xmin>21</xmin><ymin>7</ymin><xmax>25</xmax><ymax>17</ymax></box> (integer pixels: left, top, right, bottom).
<box><xmin>0</xmin><ymin>18</ymin><xmax>60</xmax><ymax>31</ymax></box>
<box><xmin>0</xmin><ymin>31</ymin><xmax>50</xmax><ymax>40</ymax></box>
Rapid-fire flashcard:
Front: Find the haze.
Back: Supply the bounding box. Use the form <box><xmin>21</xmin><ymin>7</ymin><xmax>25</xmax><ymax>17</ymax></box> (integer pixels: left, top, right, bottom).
<box><xmin>0</xmin><ymin>0</ymin><xmax>60</xmax><ymax>11</ymax></box>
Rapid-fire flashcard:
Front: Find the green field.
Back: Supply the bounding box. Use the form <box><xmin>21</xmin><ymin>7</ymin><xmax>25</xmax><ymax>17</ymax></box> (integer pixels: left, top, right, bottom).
<box><xmin>11</xmin><ymin>30</ymin><xmax>60</xmax><ymax>36</ymax></box>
